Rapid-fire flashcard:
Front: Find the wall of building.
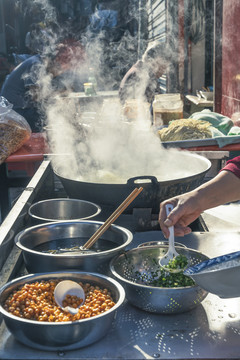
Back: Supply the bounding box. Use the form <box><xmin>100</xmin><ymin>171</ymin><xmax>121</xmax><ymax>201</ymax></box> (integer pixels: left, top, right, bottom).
<box><xmin>146</xmin><ymin>0</ymin><xmax>181</xmax><ymax>93</ymax></box>
<box><xmin>183</xmin><ymin>0</ymin><xmax>210</xmax><ymax>95</ymax></box>
<box><xmin>221</xmin><ymin>0</ymin><xmax>240</xmax><ymax>117</ymax></box>
<box><xmin>190</xmin><ymin>37</ymin><xmax>205</xmax><ymax>94</ymax></box>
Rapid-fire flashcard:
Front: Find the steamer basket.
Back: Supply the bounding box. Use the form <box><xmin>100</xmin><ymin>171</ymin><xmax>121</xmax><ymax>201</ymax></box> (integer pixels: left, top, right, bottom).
<box><xmin>110</xmin><ymin>246</ymin><xmax>209</xmax><ymax>314</ymax></box>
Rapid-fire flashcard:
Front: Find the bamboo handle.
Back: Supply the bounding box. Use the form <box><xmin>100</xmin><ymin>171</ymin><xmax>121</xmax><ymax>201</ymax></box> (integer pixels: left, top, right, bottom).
<box><xmin>83</xmin><ymin>187</ymin><xmax>143</xmax><ymax>249</ymax></box>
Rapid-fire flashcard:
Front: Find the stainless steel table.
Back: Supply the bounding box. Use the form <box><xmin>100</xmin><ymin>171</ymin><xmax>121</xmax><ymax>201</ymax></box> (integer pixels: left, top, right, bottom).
<box><xmin>1</xmin><ymin>229</ymin><xmax>240</xmax><ymax>359</ymax></box>
<box><xmin>1</xmin><ymin>161</ymin><xmax>240</xmax><ymax>359</ymax></box>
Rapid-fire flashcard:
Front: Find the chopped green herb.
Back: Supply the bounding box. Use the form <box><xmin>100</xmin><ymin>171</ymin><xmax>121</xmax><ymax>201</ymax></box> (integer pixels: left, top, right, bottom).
<box><xmin>148</xmin><ymin>271</ymin><xmax>195</xmax><ymax>288</ymax></box>
<box><xmin>133</xmin><ymin>254</ymin><xmax>194</xmax><ymax>288</ymax></box>
<box><xmin>164</xmin><ymin>254</ymin><xmax>188</xmax><ymax>270</ymax></box>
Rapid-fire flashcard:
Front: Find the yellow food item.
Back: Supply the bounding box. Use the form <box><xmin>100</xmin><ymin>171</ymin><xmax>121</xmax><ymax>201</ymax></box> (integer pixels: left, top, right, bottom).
<box><xmin>4</xmin><ymin>280</ymin><xmax>115</xmax><ymax>322</ymax></box>
<box><xmin>158</xmin><ymin>118</ymin><xmax>212</xmax><ymax>141</ymax></box>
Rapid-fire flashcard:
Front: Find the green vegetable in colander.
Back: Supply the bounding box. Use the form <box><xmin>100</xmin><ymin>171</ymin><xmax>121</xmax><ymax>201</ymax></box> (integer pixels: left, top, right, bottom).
<box><xmin>149</xmin><ymin>271</ymin><xmax>195</xmax><ymax>288</ymax></box>
<box><xmin>164</xmin><ymin>254</ymin><xmax>188</xmax><ymax>270</ymax></box>
<box><xmin>134</xmin><ymin>255</ymin><xmax>195</xmax><ymax>288</ymax></box>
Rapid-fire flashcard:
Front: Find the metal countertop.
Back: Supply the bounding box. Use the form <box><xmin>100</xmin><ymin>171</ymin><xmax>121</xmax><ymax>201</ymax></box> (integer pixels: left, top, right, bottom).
<box><xmin>1</xmin><ymin>229</ymin><xmax>240</xmax><ymax>359</ymax></box>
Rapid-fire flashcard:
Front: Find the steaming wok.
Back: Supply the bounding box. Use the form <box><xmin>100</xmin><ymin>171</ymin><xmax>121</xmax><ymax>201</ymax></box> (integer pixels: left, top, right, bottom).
<box><xmin>54</xmin><ymin>152</ymin><xmax>211</xmax><ymax>213</ymax></box>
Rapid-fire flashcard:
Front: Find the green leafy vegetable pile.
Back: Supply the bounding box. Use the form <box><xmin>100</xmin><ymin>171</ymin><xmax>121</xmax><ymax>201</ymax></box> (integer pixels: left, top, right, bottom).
<box><xmin>164</xmin><ymin>254</ymin><xmax>188</xmax><ymax>271</ymax></box>
<box><xmin>134</xmin><ymin>255</ymin><xmax>195</xmax><ymax>288</ymax></box>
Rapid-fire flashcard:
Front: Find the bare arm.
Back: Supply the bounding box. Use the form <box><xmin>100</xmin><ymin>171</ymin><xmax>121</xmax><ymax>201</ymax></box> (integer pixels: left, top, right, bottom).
<box><xmin>159</xmin><ymin>170</ymin><xmax>240</xmax><ymax>238</ymax></box>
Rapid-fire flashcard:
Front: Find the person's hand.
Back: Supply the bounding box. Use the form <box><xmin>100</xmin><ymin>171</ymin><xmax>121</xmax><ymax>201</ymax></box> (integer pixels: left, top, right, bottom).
<box><xmin>159</xmin><ymin>170</ymin><xmax>240</xmax><ymax>238</ymax></box>
<box><xmin>159</xmin><ymin>191</ymin><xmax>202</xmax><ymax>238</ymax></box>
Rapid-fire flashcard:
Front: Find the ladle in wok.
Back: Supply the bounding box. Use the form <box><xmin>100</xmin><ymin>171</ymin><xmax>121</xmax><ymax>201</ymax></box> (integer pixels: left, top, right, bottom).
<box><xmin>54</xmin><ymin>280</ymin><xmax>85</xmax><ymax>315</ymax></box>
<box><xmin>159</xmin><ymin>203</ymin><xmax>189</xmax><ymax>273</ymax></box>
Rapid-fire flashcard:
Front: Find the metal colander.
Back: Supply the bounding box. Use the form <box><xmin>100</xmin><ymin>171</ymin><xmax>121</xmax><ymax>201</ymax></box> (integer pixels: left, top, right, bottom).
<box><xmin>110</xmin><ymin>246</ymin><xmax>209</xmax><ymax>314</ymax></box>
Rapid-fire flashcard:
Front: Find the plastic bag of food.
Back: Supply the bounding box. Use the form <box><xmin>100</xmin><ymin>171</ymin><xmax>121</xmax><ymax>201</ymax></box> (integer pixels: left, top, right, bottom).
<box><xmin>0</xmin><ymin>96</ymin><xmax>31</xmax><ymax>164</ymax></box>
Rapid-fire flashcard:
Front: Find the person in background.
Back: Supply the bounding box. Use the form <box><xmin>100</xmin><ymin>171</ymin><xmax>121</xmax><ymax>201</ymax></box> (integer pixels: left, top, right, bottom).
<box><xmin>0</xmin><ymin>52</ymin><xmax>15</xmax><ymax>88</ymax></box>
<box><xmin>159</xmin><ymin>156</ymin><xmax>240</xmax><ymax>238</ymax></box>
<box><xmin>119</xmin><ymin>41</ymin><xmax>171</xmax><ymax>105</ymax></box>
<box><xmin>25</xmin><ymin>23</ymin><xmax>49</xmax><ymax>55</ymax></box>
<box><xmin>0</xmin><ymin>44</ymin><xmax>82</xmax><ymax>132</ymax></box>
<box><xmin>57</xmin><ymin>38</ymin><xmax>88</xmax><ymax>92</ymax></box>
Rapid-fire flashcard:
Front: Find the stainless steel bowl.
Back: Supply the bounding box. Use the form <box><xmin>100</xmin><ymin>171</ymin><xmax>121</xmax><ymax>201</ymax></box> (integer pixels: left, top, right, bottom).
<box><xmin>28</xmin><ymin>198</ymin><xmax>101</xmax><ymax>223</ymax></box>
<box><xmin>138</xmin><ymin>241</ymin><xmax>186</xmax><ymax>248</ymax></box>
<box><xmin>15</xmin><ymin>220</ymin><xmax>133</xmax><ymax>273</ymax></box>
<box><xmin>0</xmin><ymin>271</ymin><xmax>125</xmax><ymax>351</ymax></box>
<box><xmin>110</xmin><ymin>246</ymin><xmax>209</xmax><ymax>314</ymax></box>
<box><xmin>184</xmin><ymin>250</ymin><xmax>240</xmax><ymax>298</ymax></box>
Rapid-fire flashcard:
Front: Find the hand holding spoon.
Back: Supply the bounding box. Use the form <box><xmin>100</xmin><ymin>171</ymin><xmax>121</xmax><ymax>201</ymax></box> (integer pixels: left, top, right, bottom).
<box><xmin>159</xmin><ymin>203</ymin><xmax>189</xmax><ymax>273</ymax></box>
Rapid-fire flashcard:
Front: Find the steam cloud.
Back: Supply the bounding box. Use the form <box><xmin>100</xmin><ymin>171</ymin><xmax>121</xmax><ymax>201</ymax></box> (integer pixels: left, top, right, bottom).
<box><xmin>25</xmin><ymin>0</ymin><xmax>208</xmax><ymax>183</ymax></box>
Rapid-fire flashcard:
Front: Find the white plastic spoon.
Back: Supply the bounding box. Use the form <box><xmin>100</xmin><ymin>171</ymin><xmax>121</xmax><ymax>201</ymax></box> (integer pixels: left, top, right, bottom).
<box><xmin>159</xmin><ymin>203</ymin><xmax>188</xmax><ymax>273</ymax></box>
<box><xmin>54</xmin><ymin>280</ymin><xmax>85</xmax><ymax>315</ymax></box>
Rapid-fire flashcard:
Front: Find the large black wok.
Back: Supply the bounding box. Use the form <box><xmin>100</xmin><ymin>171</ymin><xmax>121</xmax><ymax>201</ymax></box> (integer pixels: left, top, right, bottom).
<box><xmin>54</xmin><ymin>152</ymin><xmax>211</xmax><ymax>213</ymax></box>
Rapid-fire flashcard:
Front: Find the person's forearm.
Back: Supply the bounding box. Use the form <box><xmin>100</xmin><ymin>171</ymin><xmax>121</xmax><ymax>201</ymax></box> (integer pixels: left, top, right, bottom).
<box><xmin>194</xmin><ymin>170</ymin><xmax>240</xmax><ymax>211</ymax></box>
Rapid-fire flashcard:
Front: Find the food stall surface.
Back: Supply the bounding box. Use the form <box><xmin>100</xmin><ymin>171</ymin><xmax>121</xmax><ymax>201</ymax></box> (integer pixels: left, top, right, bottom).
<box><xmin>0</xmin><ymin>296</ymin><xmax>240</xmax><ymax>359</ymax></box>
<box><xmin>1</xmin><ymin>231</ymin><xmax>240</xmax><ymax>359</ymax></box>
<box><xmin>1</xmin><ymin>161</ymin><xmax>240</xmax><ymax>359</ymax></box>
